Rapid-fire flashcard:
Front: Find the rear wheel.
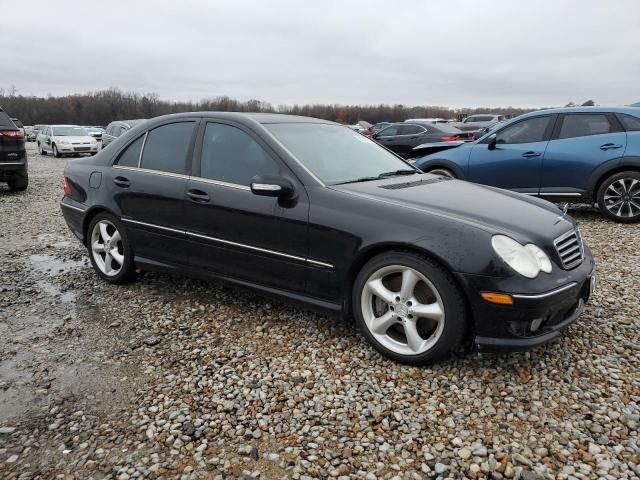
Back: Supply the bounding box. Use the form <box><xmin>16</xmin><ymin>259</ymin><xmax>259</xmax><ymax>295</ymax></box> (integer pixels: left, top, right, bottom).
<box><xmin>426</xmin><ymin>167</ymin><xmax>456</xmax><ymax>179</ymax></box>
<box><xmin>87</xmin><ymin>214</ymin><xmax>136</xmax><ymax>284</ymax></box>
<box><xmin>8</xmin><ymin>168</ymin><xmax>28</xmax><ymax>191</ymax></box>
<box><xmin>597</xmin><ymin>171</ymin><xmax>640</xmax><ymax>223</ymax></box>
<box><xmin>353</xmin><ymin>251</ymin><xmax>467</xmax><ymax>365</ymax></box>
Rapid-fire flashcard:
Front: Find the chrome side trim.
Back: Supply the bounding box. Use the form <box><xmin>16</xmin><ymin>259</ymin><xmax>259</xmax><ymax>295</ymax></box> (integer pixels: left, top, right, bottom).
<box><xmin>307</xmin><ymin>259</ymin><xmax>335</xmax><ymax>269</ymax></box>
<box><xmin>512</xmin><ymin>282</ymin><xmax>578</xmax><ymax>300</ymax></box>
<box><xmin>0</xmin><ymin>162</ymin><xmax>25</xmax><ymax>166</ymax></box>
<box><xmin>120</xmin><ymin>217</ymin><xmax>335</xmax><ymax>269</ymax></box>
<box><xmin>121</xmin><ymin>218</ymin><xmax>185</xmax><ymax>235</ymax></box>
<box><xmin>113</xmin><ymin>165</ymin><xmax>190</xmax><ymax>180</ymax></box>
<box><xmin>190</xmin><ymin>176</ymin><xmax>250</xmax><ymax>191</ymax></box>
<box><xmin>540</xmin><ymin>192</ymin><xmax>582</xmax><ymax>197</ymax></box>
<box><xmin>186</xmin><ymin>231</ymin><xmax>308</xmax><ymax>263</ymax></box>
<box><xmin>60</xmin><ymin>201</ymin><xmax>87</xmax><ymax>213</ymax></box>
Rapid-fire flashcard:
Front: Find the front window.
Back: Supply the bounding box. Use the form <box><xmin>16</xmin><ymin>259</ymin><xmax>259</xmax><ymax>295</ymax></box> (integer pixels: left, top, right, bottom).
<box><xmin>266</xmin><ymin>123</ymin><xmax>415</xmax><ymax>185</ymax></box>
<box><xmin>52</xmin><ymin>126</ymin><xmax>88</xmax><ymax>136</ymax></box>
<box><xmin>496</xmin><ymin>116</ymin><xmax>551</xmax><ymax>144</ymax></box>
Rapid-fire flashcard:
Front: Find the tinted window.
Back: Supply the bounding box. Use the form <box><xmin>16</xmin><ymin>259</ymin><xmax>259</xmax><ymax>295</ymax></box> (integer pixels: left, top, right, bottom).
<box><xmin>377</xmin><ymin>125</ymin><xmax>401</xmax><ymax>136</ymax></box>
<box><xmin>558</xmin><ymin>114</ymin><xmax>612</xmax><ymax>139</ymax></box>
<box><xmin>116</xmin><ymin>135</ymin><xmax>144</xmax><ymax>167</ymax></box>
<box><xmin>466</xmin><ymin>115</ymin><xmax>494</xmax><ymax>123</ymax></box>
<box><xmin>399</xmin><ymin>124</ymin><xmax>425</xmax><ymax>135</ymax></box>
<box><xmin>618</xmin><ymin>114</ymin><xmax>640</xmax><ymax>132</ymax></box>
<box><xmin>200</xmin><ymin>123</ymin><xmax>279</xmax><ymax>186</ymax></box>
<box><xmin>496</xmin><ymin>116</ymin><xmax>551</xmax><ymax>144</ymax></box>
<box><xmin>0</xmin><ymin>111</ymin><xmax>15</xmax><ymax>129</ymax></box>
<box><xmin>140</xmin><ymin>122</ymin><xmax>195</xmax><ymax>174</ymax></box>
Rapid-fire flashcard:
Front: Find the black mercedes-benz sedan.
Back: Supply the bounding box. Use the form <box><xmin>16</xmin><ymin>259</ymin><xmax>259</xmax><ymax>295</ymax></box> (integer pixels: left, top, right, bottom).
<box><xmin>60</xmin><ymin>112</ymin><xmax>596</xmax><ymax>365</ymax></box>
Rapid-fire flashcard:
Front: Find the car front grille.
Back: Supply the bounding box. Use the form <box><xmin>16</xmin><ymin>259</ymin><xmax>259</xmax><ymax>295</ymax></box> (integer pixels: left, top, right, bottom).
<box><xmin>554</xmin><ymin>229</ymin><xmax>584</xmax><ymax>270</ymax></box>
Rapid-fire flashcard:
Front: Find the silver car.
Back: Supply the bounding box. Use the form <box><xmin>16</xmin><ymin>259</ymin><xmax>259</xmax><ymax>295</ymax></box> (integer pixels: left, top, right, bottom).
<box><xmin>36</xmin><ymin>125</ymin><xmax>99</xmax><ymax>157</ymax></box>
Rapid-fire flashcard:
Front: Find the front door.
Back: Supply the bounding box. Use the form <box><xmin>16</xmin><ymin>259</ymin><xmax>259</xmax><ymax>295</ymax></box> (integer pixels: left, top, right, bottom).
<box><xmin>468</xmin><ymin>115</ymin><xmax>555</xmax><ymax>194</ymax></box>
<box><xmin>541</xmin><ymin>113</ymin><xmax>627</xmax><ymax>197</ymax></box>
<box><xmin>183</xmin><ymin>120</ymin><xmax>309</xmax><ymax>293</ymax></box>
<box><xmin>374</xmin><ymin>124</ymin><xmax>403</xmax><ymax>154</ymax></box>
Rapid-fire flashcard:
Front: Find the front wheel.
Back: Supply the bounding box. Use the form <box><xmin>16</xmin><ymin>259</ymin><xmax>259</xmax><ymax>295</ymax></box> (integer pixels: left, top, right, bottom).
<box><xmin>38</xmin><ymin>143</ymin><xmax>47</xmax><ymax>155</ymax></box>
<box><xmin>597</xmin><ymin>171</ymin><xmax>640</xmax><ymax>223</ymax></box>
<box><xmin>52</xmin><ymin>144</ymin><xmax>60</xmax><ymax>158</ymax></box>
<box><xmin>353</xmin><ymin>251</ymin><xmax>468</xmax><ymax>365</ymax></box>
<box><xmin>87</xmin><ymin>214</ymin><xmax>136</xmax><ymax>284</ymax></box>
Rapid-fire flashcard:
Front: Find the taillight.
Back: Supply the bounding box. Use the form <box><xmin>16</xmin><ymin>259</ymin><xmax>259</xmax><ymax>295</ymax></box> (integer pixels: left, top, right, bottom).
<box><xmin>63</xmin><ymin>175</ymin><xmax>71</xmax><ymax>197</ymax></box>
<box><xmin>440</xmin><ymin>136</ymin><xmax>459</xmax><ymax>142</ymax></box>
<box><xmin>0</xmin><ymin>130</ymin><xmax>25</xmax><ymax>140</ymax></box>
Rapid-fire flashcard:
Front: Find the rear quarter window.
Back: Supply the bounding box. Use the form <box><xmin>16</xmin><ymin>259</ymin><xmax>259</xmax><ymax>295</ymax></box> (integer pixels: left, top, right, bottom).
<box><xmin>139</xmin><ymin>122</ymin><xmax>196</xmax><ymax>174</ymax></box>
<box><xmin>116</xmin><ymin>135</ymin><xmax>144</xmax><ymax>167</ymax></box>
<box><xmin>618</xmin><ymin>114</ymin><xmax>640</xmax><ymax>131</ymax></box>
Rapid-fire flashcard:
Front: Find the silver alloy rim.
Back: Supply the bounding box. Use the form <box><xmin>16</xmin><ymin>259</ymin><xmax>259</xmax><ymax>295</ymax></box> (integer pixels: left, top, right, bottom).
<box><xmin>53</xmin><ymin>145</ymin><xmax>58</xmax><ymax>157</ymax></box>
<box><xmin>604</xmin><ymin>178</ymin><xmax>640</xmax><ymax>218</ymax></box>
<box><xmin>91</xmin><ymin>220</ymin><xmax>124</xmax><ymax>277</ymax></box>
<box><xmin>361</xmin><ymin>265</ymin><xmax>445</xmax><ymax>356</ymax></box>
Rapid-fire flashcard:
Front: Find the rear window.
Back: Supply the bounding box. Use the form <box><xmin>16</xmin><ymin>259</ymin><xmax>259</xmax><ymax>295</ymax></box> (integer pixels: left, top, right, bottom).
<box><xmin>116</xmin><ymin>135</ymin><xmax>144</xmax><ymax>167</ymax></box>
<box><xmin>139</xmin><ymin>121</ymin><xmax>195</xmax><ymax>174</ymax></box>
<box><xmin>432</xmin><ymin>123</ymin><xmax>462</xmax><ymax>134</ymax></box>
<box><xmin>558</xmin><ymin>114</ymin><xmax>612</xmax><ymax>139</ymax></box>
<box><xmin>618</xmin><ymin>114</ymin><xmax>640</xmax><ymax>131</ymax></box>
<box><xmin>466</xmin><ymin>115</ymin><xmax>494</xmax><ymax>122</ymax></box>
<box><xmin>11</xmin><ymin>119</ymin><xmax>24</xmax><ymax>128</ymax></box>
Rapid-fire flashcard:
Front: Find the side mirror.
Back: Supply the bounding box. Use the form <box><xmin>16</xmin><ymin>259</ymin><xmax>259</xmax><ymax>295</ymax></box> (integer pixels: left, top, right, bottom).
<box><xmin>250</xmin><ymin>175</ymin><xmax>295</xmax><ymax>199</ymax></box>
<box><xmin>487</xmin><ymin>134</ymin><xmax>497</xmax><ymax>150</ymax></box>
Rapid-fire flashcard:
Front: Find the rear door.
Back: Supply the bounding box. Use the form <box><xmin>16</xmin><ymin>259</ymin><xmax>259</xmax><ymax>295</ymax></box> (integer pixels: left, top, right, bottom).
<box><xmin>541</xmin><ymin>113</ymin><xmax>626</xmax><ymax>197</ymax></box>
<box><xmin>182</xmin><ymin>120</ymin><xmax>309</xmax><ymax>292</ymax></box>
<box><xmin>468</xmin><ymin>115</ymin><xmax>555</xmax><ymax>193</ymax></box>
<box><xmin>111</xmin><ymin>119</ymin><xmax>198</xmax><ymax>266</ymax></box>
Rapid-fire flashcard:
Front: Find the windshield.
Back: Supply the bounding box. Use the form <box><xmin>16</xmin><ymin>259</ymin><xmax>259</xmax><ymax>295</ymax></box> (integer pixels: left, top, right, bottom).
<box><xmin>52</xmin><ymin>126</ymin><xmax>88</xmax><ymax>136</ymax></box>
<box><xmin>266</xmin><ymin>123</ymin><xmax>414</xmax><ymax>185</ymax></box>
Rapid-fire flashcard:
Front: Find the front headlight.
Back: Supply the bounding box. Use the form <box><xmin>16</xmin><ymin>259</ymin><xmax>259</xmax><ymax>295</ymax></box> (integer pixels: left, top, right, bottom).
<box><xmin>57</xmin><ymin>138</ymin><xmax>69</xmax><ymax>144</ymax></box>
<box><xmin>491</xmin><ymin>235</ymin><xmax>552</xmax><ymax>278</ymax></box>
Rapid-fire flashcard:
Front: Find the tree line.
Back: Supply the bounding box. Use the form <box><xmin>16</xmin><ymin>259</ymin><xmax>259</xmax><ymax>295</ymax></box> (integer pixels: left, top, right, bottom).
<box><xmin>0</xmin><ymin>87</ymin><xmax>538</xmax><ymax>126</ymax></box>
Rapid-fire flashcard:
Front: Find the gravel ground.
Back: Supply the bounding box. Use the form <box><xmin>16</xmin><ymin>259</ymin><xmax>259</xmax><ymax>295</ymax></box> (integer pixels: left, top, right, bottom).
<box><xmin>0</xmin><ymin>144</ymin><xmax>638</xmax><ymax>480</ymax></box>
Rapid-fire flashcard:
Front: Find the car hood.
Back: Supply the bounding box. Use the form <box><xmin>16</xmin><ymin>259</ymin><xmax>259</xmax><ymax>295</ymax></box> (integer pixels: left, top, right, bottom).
<box><xmin>330</xmin><ymin>175</ymin><xmax>576</xmax><ymax>243</ymax></box>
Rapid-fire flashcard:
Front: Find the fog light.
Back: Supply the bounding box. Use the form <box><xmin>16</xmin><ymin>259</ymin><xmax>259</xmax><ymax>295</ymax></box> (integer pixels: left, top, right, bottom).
<box><xmin>481</xmin><ymin>292</ymin><xmax>514</xmax><ymax>305</ymax></box>
<box><xmin>530</xmin><ymin>317</ymin><xmax>544</xmax><ymax>332</ymax></box>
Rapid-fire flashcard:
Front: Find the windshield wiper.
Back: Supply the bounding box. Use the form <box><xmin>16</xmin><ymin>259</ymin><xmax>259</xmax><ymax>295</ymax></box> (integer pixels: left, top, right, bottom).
<box><xmin>334</xmin><ymin>169</ymin><xmax>418</xmax><ymax>185</ymax></box>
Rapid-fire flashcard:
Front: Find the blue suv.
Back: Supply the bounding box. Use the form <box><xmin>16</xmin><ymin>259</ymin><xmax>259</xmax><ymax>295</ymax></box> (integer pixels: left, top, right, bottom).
<box><xmin>415</xmin><ymin>107</ymin><xmax>640</xmax><ymax>222</ymax></box>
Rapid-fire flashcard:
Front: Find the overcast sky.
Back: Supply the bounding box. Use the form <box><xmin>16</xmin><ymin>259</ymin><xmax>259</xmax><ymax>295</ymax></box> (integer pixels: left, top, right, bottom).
<box><xmin>1</xmin><ymin>0</ymin><xmax>638</xmax><ymax>108</ymax></box>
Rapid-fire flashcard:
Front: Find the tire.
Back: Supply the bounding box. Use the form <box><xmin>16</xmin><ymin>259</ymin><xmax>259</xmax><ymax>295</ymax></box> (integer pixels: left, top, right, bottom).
<box><xmin>597</xmin><ymin>171</ymin><xmax>640</xmax><ymax>223</ymax></box>
<box><xmin>53</xmin><ymin>144</ymin><xmax>60</xmax><ymax>158</ymax></box>
<box><xmin>8</xmin><ymin>168</ymin><xmax>28</xmax><ymax>192</ymax></box>
<box><xmin>38</xmin><ymin>143</ymin><xmax>47</xmax><ymax>156</ymax></box>
<box><xmin>426</xmin><ymin>167</ymin><xmax>456</xmax><ymax>179</ymax></box>
<box><xmin>352</xmin><ymin>250</ymin><xmax>468</xmax><ymax>365</ymax></box>
<box><xmin>87</xmin><ymin>213</ymin><xmax>136</xmax><ymax>284</ymax></box>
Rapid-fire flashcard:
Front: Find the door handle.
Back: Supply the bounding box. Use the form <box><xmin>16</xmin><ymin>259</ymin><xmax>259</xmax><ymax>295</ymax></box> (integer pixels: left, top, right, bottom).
<box><xmin>187</xmin><ymin>189</ymin><xmax>210</xmax><ymax>203</ymax></box>
<box><xmin>113</xmin><ymin>176</ymin><xmax>130</xmax><ymax>188</ymax></box>
<box><xmin>600</xmin><ymin>143</ymin><xmax>622</xmax><ymax>151</ymax></box>
<box><xmin>522</xmin><ymin>151</ymin><xmax>542</xmax><ymax>158</ymax></box>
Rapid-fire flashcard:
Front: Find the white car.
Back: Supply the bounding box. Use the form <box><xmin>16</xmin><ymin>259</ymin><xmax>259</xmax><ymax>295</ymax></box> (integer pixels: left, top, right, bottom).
<box><xmin>36</xmin><ymin>125</ymin><xmax>99</xmax><ymax>157</ymax></box>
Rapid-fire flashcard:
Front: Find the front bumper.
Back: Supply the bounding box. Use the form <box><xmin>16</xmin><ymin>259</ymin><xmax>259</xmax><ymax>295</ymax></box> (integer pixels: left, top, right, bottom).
<box><xmin>56</xmin><ymin>143</ymin><xmax>99</xmax><ymax>154</ymax></box>
<box><xmin>456</xmin><ymin>248</ymin><xmax>596</xmax><ymax>352</ymax></box>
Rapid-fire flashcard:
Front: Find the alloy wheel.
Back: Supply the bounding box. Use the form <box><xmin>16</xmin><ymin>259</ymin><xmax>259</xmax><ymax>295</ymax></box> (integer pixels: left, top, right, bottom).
<box><xmin>360</xmin><ymin>265</ymin><xmax>445</xmax><ymax>355</ymax></box>
<box><xmin>604</xmin><ymin>178</ymin><xmax>640</xmax><ymax>218</ymax></box>
<box><xmin>91</xmin><ymin>220</ymin><xmax>124</xmax><ymax>277</ymax></box>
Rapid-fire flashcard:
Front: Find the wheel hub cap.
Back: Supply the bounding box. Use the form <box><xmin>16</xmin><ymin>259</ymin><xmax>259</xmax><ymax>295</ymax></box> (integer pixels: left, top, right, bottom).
<box><xmin>395</xmin><ymin>303</ymin><xmax>409</xmax><ymax>318</ymax></box>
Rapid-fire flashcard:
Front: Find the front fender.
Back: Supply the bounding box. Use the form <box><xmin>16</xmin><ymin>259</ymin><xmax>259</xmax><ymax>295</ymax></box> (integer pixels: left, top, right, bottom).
<box><xmin>415</xmin><ymin>157</ymin><xmax>467</xmax><ymax>179</ymax></box>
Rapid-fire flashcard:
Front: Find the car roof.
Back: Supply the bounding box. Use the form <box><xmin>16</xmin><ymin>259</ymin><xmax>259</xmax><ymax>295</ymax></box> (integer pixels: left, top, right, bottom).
<box><xmin>518</xmin><ymin>106</ymin><xmax>640</xmax><ymax>119</ymax></box>
<box><xmin>134</xmin><ymin>112</ymin><xmax>337</xmax><ymax>125</ymax></box>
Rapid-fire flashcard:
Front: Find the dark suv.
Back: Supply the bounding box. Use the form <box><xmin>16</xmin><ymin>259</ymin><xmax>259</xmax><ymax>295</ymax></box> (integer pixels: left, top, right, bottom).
<box><xmin>0</xmin><ymin>108</ymin><xmax>28</xmax><ymax>191</ymax></box>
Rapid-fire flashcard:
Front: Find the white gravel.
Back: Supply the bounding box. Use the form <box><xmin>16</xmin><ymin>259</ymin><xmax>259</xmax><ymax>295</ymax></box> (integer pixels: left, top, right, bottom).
<box><xmin>0</xmin><ymin>144</ymin><xmax>638</xmax><ymax>479</ymax></box>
